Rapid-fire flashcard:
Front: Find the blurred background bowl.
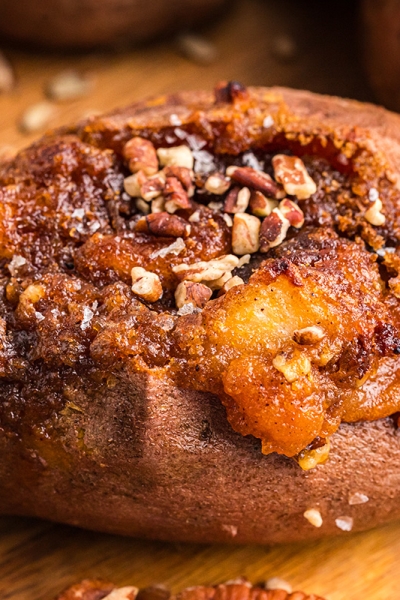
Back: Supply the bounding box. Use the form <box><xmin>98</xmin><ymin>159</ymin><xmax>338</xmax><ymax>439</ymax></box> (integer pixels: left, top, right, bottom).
<box><xmin>0</xmin><ymin>0</ymin><xmax>229</xmax><ymax>49</ymax></box>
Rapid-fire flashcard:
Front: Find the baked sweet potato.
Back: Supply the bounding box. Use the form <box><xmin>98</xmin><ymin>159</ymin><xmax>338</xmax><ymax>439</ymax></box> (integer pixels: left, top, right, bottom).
<box><xmin>1</xmin><ymin>83</ymin><xmax>400</xmax><ymax>544</ymax></box>
<box><xmin>0</xmin><ymin>0</ymin><xmax>228</xmax><ymax>49</ymax></box>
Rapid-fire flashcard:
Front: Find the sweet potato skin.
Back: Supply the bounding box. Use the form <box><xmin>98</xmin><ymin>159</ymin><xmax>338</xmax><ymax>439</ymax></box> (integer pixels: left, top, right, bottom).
<box><xmin>2</xmin><ymin>86</ymin><xmax>400</xmax><ymax>544</ymax></box>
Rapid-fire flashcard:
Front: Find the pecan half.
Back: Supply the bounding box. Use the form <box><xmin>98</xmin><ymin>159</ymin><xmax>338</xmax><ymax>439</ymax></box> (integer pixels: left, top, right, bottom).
<box><xmin>164</xmin><ymin>176</ymin><xmax>191</xmax><ymax>213</ymax></box>
<box><xmin>259</xmin><ymin>208</ymin><xmax>290</xmax><ymax>252</ymax></box>
<box><xmin>157</xmin><ymin>145</ymin><xmax>194</xmax><ymax>170</ymax></box>
<box><xmin>224</xmin><ymin>186</ymin><xmax>250</xmax><ymax>213</ymax></box>
<box><xmin>123</xmin><ymin>137</ymin><xmax>158</xmax><ymax>176</ymax></box>
<box><xmin>135</xmin><ymin>212</ymin><xmax>191</xmax><ymax>238</ymax></box>
<box><xmin>232</xmin><ymin>213</ymin><xmax>261</xmax><ymax>255</ymax></box>
<box><xmin>279</xmin><ymin>198</ymin><xmax>305</xmax><ymax>228</ymax></box>
<box><xmin>226</xmin><ymin>166</ymin><xmax>284</xmax><ymax>199</ymax></box>
<box><xmin>131</xmin><ymin>267</ymin><xmax>163</xmax><ymax>303</ymax></box>
<box><xmin>175</xmin><ymin>281</ymin><xmax>212</xmax><ymax>309</ymax></box>
<box><xmin>272</xmin><ymin>155</ymin><xmax>317</xmax><ymax>200</ymax></box>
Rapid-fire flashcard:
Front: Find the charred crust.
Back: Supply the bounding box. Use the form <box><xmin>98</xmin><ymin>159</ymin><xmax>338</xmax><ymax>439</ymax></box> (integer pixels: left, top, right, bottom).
<box><xmin>214</xmin><ymin>80</ymin><xmax>249</xmax><ymax>104</ymax></box>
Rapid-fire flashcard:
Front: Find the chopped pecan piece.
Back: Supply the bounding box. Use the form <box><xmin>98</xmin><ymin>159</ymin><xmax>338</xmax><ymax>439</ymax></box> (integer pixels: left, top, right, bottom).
<box><xmin>124</xmin><ymin>170</ymin><xmax>147</xmax><ymax>198</ymax></box>
<box><xmin>163</xmin><ymin>166</ymin><xmax>194</xmax><ymax>196</ymax></box>
<box><xmin>175</xmin><ymin>281</ymin><xmax>212</xmax><ymax>309</ymax></box>
<box><xmin>214</xmin><ymin>80</ymin><xmax>249</xmax><ymax>103</ymax></box>
<box><xmin>164</xmin><ymin>176</ymin><xmax>191</xmax><ymax>213</ymax></box>
<box><xmin>131</xmin><ymin>267</ymin><xmax>163</xmax><ymax>302</ymax></box>
<box><xmin>173</xmin><ymin>254</ymin><xmax>239</xmax><ymax>283</ymax></box>
<box><xmin>140</xmin><ymin>172</ymin><xmax>166</xmax><ymax>201</ymax></box>
<box><xmin>297</xmin><ymin>440</ymin><xmax>330</xmax><ymax>471</ymax></box>
<box><xmin>223</xmin><ymin>186</ymin><xmax>250</xmax><ymax>213</ymax></box>
<box><xmin>103</xmin><ymin>587</ymin><xmax>138</xmax><ymax>600</ymax></box>
<box><xmin>218</xmin><ymin>275</ymin><xmax>244</xmax><ymax>296</ymax></box>
<box><xmin>272</xmin><ymin>155</ymin><xmax>317</xmax><ymax>200</ymax></box>
<box><xmin>272</xmin><ymin>350</ymin><xmax>311</xmax><ymax>383</ymax></box>
<box><xmin>136</xmin><ymin>199</ymin><xmax>150</xmax><ymax>214</ymax></box>
<box><xmin>279</xmin><ymin>198</ymin><xmax>305</xmax><ymax>228</ymax></box>
<box><xmin>123</xmin><ymin>137</ymin><xmax>158</xmax><ymax>176</ymax></box>
<box><xmin>157</xmin><ymin>145</ymin><xmax>194</xmax><ymax>170</ymax></box>
<box><xmin>204</xmin><ymin>173</ymin><xmax>231</xmax><ymax>195</ymax></box>
<box><xmin>226</xmin><ymin>166</ymin><xmax>284</xmax><ymax>199</ymax></box>
<box><xmin>232</xmin><ymin>213</ymin><xmax>261</xmax><ymax>255</ymax></box>
<box><xmin>365</xmin><ymin>197</ymin><xmax>386</xmax><ymax>226</ymax></box>
<box><xmin>249</xmin><ymin>191</ymin><xmax>277</xmax><ymax>217</ymax></box>
<box><xmin>151</xmin><ymin>197</ymin><xmax>165</xmax><ymax>213</ymax></box>
<box><xmin>293</xmin><ymin>326</ymin><xmax>326</xmax><ymax>345</ymax></box>
<box><xmin>259</xmin><ymin>208</ymin><xmax>290</xmax><ymax>252</ymax></box>
<box><xmin>135</xmin><ymin>212</ymin><xmax>191</xmax><ymax>238</ymax></box>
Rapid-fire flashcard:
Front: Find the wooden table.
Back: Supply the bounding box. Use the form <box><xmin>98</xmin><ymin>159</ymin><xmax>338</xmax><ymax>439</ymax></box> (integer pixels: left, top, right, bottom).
<box><xmin>0</xmin><ymin>1</ymin><xmax>397</xmax><ymax>598</ymax></box>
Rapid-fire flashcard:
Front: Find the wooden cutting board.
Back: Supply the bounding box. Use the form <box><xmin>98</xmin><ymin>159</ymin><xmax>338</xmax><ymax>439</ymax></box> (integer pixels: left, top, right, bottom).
<box><xmin>0</xmin><ymin>1</ymin><xmax>397</xmax><ymax>598</ymax></box>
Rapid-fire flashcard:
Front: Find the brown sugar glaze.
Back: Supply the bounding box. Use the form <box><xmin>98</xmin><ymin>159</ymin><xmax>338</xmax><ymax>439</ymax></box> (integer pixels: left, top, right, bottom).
<box><xmin>2</xmin><ymin>83</ymin><xmax>400</xmax><ymax>460</ymax></box>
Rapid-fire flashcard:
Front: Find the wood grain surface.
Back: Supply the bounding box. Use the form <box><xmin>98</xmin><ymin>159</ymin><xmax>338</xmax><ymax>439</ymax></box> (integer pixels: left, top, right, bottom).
<box><xmin>0</xmin><ymin>1</ymin><xmax>397</xmax><ymax>599</ymax></box>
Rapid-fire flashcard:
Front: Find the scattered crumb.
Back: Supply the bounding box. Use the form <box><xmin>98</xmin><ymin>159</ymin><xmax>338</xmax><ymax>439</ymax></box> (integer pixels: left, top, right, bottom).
<box><xmin>176</xmin><ymin>32</ymin><xmax>218</xmax><ymax>65</ymax></box>
<box><xmin>0</xmin><ymin>52</ymin><xmax>15</xmax><ymax>93</ymax></box>
<box><xmin>335</xmin><ymin>516</ymin><xmax>354</xmax><ymax>531</ymax></box>
<box><xmin>19</xmin><ymin>101</ymin><xmax>56</xmax><ymax>134</ymax></box>
<box><xmin>303</xmin><ymin>508</ymin><xmax>323</xmax><ymax>528</ymax></box>
<box><xmin>46</xmin><ymin>69</ymin><xmax>93</xmax><ymax>101</ymax></box>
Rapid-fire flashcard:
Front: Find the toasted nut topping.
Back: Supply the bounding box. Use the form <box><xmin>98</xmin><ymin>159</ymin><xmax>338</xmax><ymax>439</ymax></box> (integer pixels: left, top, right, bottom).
<box><xmin>173</xmin><ymin>254</ymin><xmax>239</xmax><ymax>283</ymax></box>
<box><xmin>131</xmin><ymin>267</ymin><xmax>162</xmax><ymax>302</ymax></box>
<box><xmin>232</xmin><ymin>213</ymin><xmax>261</xmax><ymax>255</ymax></box>
<box><xmin>103</xmin><ymin>586</ymin><xmax>139</xmax><ymax>600</ymax></box>
<box><xmin>272</xmin><ymin>155</ymin><xmax>317</xmax><ymax>200</ymax></box>
<box><xmin>265</xmin><ymin>578</ymin><xmax>292</xmax><ymax>594</ymax></box>
<box><xmin>218</xmin><ymin>275</ymin><xmax>244</xmax><ymax>296</ymax></box>
<box><xmin>335</xmin><ymin>516</ymin><xmax>354</xmax><ymax>532</ymax></box>
<box><xmin>123</xmin><ymin>137</ymin><xmax>158</xmax><ymax>176</ymax></box>
<box><xmin>224</xmin><ymin>186</ymin><xmax>250</xmax><ymax>213</ymax></box>
<box><xmin>205</xmin><ymin>173</ymin><xmax>231</xmax><ymax>195</ymax></box>
<box><xmin>214</xmin><ymin>80</ymin><xmax>249</xmax><ymax>103</ymax></box>
<box><xmin>151</xmin><ymin>197</ymin><xmax>165</xmax><ymax>213</ymax></box>
<box><xmin>136</xmin><ymin>199</ymin><xmax>150</xmax><ymax>215</ymax></box>
<box><xmin>259</xmin><ymin>208</ymin><xmax>290</xmax><ymax>252</ymax></box>
<box><xmin>157</xmin><ymin>145</ymin><xmax>194</xmax><ymax>170</ymax></box>
<box><xmin>249</xmin><ymin>191</ymin><xmax>277</xmax><ymax>217</ymax></box>
<box><xmin>208</xmin><ymin>201</ymin><xmax>224</xmax><ymax>211</ymax></box>
<box><xmin>205</xmin><ymin>271</ymin><xmax>233</xmax><ymax>290</ymax></box>
<box><xmin>365</xmin><ymin>197</ymin><xmax>386</xmax><ymax>226</ymax></box>
<box><xmin>19</xmin><ymin>101</ymin><xmax>56</xmax><ymax>134</ymax></box>
<box><xmin>348</xmin><ymin>492</ymin><xmax>369</xmax><ymax>505</ymax></box>
<box><xmin>140</xmin><ymin>172</ymin><xmax>166</xmax><ymax>201</ymax></box>
<box><xmin>222</xmin><ymin>213</ymin><xmax>233</xmax><ymax>227</ymax></box>
<box><xmin>164</xmin><ymin>176</ymin><xmax>191</xmax><ymax>213</ymax></box>
<box><xmin>272</xmin><ymin>350</ymin><xmax>311</xmax><ymax>382</ymax></box>
<box><xmin>123</xmin><ymin>171</ymin><xmax>147</xmax><ymax>198</ymax></box>
<box><xmin>226</xmin><ymin>166</ymin><xmax>284</xmax><ymax>199</ymax></box>
<box><xmin>46</xmin><ymin>69</ymin><xmax>93</xmax><ymax>101</ymax></box>
<box><xmin>279</xmin><ymin>198</ymin><xmax>305</xmax><ymax>228</ymax></box>
<box><xmin>20</xmin><ymin>283</ymin><xmax>45</xmax><ymax>305</ymax></box>
<box><xmin>135</xmin><ymin>212</ymin><xmax>191</xmax><ymax>238</ymax></box>
<box><xmin>175</xmin><ymin>281</ymin><xmax>212</xmax><ymax>309</ymax></box>
<box><xmin>188</xmin><ymin>210</ymin><xmax>201</xmax><ymax>223</ymax></box>
<box><xmin>297</xmin><ymin>439</ymin><xmax>330</xmax><ymax>471</ymax></box>
<box><xmin>163</xmin><ymin>166</ymin><xmax>194</xmax><ymax>196</ymax></box>
<box><xmin>304</xmin><ymin>508</ymin><xmax>323</xmax><ymax>528</ymax></box>
<box><xmin>293</xmin><ymin>325</ymin><xmax>325</xmax><ymax>345</ymax></box>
